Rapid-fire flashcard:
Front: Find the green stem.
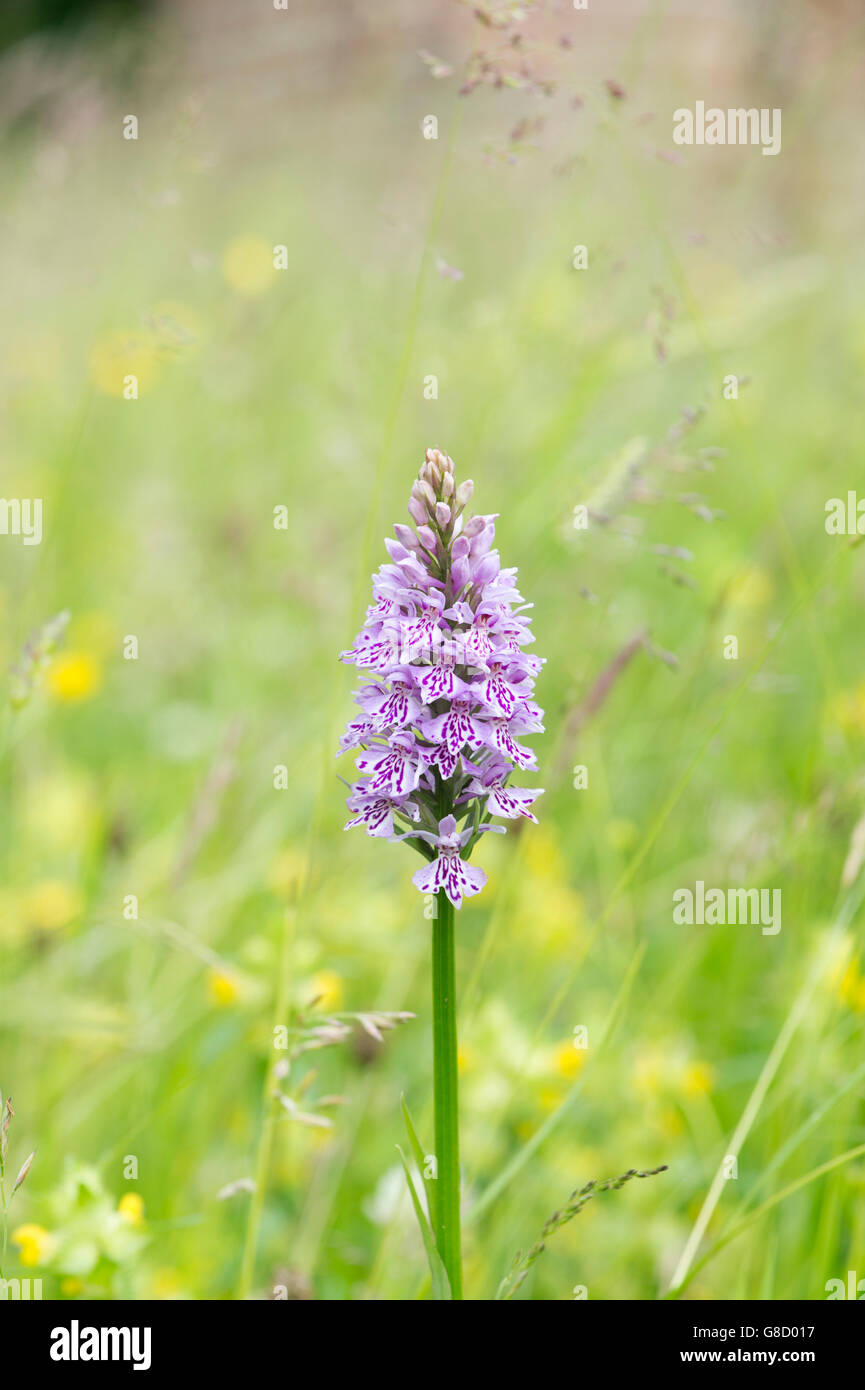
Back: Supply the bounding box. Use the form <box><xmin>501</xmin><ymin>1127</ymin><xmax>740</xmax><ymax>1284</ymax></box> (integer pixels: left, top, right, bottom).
<box><xmin>431</xmin><ymin>893</ymin><xmax>462</xmax><ymax>1299</ymax></box>
<box><xmin>236</xmin><ymin>903</ymin><xmax>294</xmax><ymax>1300</ymax></box>
<box><xmin>0</xmin><ymin>1168</ymin><xmax>7</xmax><ymax>1281</ymax></box>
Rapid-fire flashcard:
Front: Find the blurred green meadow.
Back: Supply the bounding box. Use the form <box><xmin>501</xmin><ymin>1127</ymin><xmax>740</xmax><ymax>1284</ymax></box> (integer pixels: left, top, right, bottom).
<box><xmin>2</xmin><ymin>0</ymin><xmax>865</xmax><ymax>1300</ymax></box>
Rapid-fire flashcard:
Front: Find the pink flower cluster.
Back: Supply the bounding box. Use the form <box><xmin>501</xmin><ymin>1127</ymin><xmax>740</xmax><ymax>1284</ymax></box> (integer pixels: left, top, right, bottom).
<box><xmin>338</xmin><ymin>449</ymin><xmax>544</xmax><ymax>907</ymax></box>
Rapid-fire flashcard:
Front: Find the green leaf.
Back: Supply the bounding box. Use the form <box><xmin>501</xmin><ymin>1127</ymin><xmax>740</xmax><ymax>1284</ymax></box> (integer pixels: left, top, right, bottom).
<box><xmin>396</xmin><ymin>1146</ymin><xmax>452</xmax><ymax>1300</ymax></box>
<box><xmin>400</xmin><ymin>1094</ymin><xmax>438</xmax><ymax>1232</ymax></box>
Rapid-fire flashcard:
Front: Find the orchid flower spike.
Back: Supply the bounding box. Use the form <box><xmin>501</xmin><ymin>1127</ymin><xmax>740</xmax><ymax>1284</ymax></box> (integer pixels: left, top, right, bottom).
<box><xmin>338</xmin><ymin>447</ymin><xmax>544</xmax><ymax>908</ymax></box>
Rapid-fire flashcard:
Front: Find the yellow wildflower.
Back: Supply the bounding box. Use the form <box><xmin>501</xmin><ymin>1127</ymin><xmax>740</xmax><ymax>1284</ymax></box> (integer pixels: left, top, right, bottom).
<box><xmin>24</xmin><ymin>881</ymin><xmax>84</xmax><ymax>932</ymax></box>
<box><xmin>308</xmin><ymin>969</ymin><xmax>343</xmax><ymax>1011</ymax></box>
<box><xmin>117</xmin><ymin>1192</ymin><xmax>145</xmax><ymax>1226</ymax></box>
<box><xmin>682</xmin><ymin>1061</ymin><xmax>715</xmax><ymax>1097</ymax></box>
<box><xmin>12</xmin><ymin>1224</ymin><xmax>56</xmax><ymax>1267</ymax></box>
<box><xmin>823</xmin><ymin>931</ymin><xmax>854</xmax><ymax>986</ymax></box>
<box><xmin>840</xmin><ymin>959</ymin><xmax>865</xmax><ymax>1013</ymax></box>
<box><xmin>207</xmin><ymin>969</ymin><xmax>241</xmax><ymax>1007</ymax></box>
<box><xmin>46</xmin><ymin>652</ymin><xmax>102</xmax><ymax>703</ymax></box>
<box><xmin>221</xmin><ymin>236</ymin><xmax>276</xmax><ymax>296</ymax></box>
<box><xmin>553</xmin><ymin>1038</ymin><xmax>587</xmax><ymax>1081</ymax></box>
<box><xmin>89</xmin><ymin>330</ymin><xmax>160</xmax><ymax>397</ymax></box>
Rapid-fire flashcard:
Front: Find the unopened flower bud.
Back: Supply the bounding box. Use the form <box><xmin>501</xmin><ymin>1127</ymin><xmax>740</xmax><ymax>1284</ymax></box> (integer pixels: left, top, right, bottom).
<box><xmin>417</xmin><ymin>479</ymin><xmax>437</xmax><ymax>511</ymax></box>
<box><xmin>441</xmin><ymin>471</ymin><xmax>455</xmax><ymax>499</ymax></box>
<box><xmin>422</xmin><ymin>460</ymin><xmax>442</xmax><ymax>492</ymax></box>
<box><xmin>455</xmin><ymin>479</ymin><xmax>474</xmax><ymax>508</ymax></box>
<box><xmin>408</xmin><ymin>495</ymin><xmax>426</xmax><ymax>525</ymax></box>
<box><xmin>435</xmin><ymin>502</ymin><xmax>451</xmax><ymax>528</ymax></box>
<box><xmin>462</xmin><ymin>514</ymin><xmax>485</xmax><ymax>538</ymax></box>
<box><xmin>394</xmin><ymin>523</ymin><xmax>419</xmax><ymax>549</ymax></box>
<box><xmin>428</xmin><ymin>447</ymin><xmax>454</xmax><ymax>484</ymax></box>
<box><xmin>417</xmin><ymin>525</ymin><xmax>437</xmax><ymax>551</ymax></box>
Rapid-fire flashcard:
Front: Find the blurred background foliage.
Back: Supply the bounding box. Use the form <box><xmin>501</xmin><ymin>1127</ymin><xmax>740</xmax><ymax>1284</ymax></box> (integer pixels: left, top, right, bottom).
<box><xmin>1</xmin><ymin>0</ymin><xmax>865</xmax><ymax>1299</ymax></box>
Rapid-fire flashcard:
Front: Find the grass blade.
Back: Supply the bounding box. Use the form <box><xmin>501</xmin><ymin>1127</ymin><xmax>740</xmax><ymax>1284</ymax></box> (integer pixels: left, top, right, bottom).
<box><xmin>396</xmin><ymin>1145</ymin><xmax>452</xmax><ymax>1301</ymax></box>
<box><xmin>401</xmin><ymin>1094</ymin><xmax>437</xmax><ymax>1233</ymax></box>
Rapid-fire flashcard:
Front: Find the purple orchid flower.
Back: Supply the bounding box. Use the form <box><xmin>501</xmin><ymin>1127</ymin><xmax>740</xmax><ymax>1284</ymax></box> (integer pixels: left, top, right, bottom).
<box><xmin>419</xmin><ymin>694</ymin><xmax>488</xmax><ymax>757</ymax></box>
<box><xmin>356</xmin><ymin>669</ymin><xmax>424</xmax><ymax>729</ymax></box>
<box><xmin>344</xmin><ymin>784</ymin><xmax>420</xmax><ymax>838</ymax></box>
<box><xmin>338</xmin><ymin>447</ymin><xmax>544</xmax><ymax>900</ymax></box>
<box><xmin>461</xmin><ymin>754</ymin><xmax>544</xmax><ymax>822</ymax></box>
<box><xmin>354</xmin><ymin>730</ymin><xmax>425</xmax><ymax>796</ymax></box>
<box><xmin>405</xmin><ymin>815</ymin><xmax>504</xmax><ymax>908</ymax></box>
